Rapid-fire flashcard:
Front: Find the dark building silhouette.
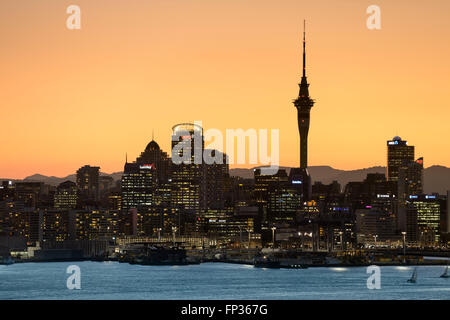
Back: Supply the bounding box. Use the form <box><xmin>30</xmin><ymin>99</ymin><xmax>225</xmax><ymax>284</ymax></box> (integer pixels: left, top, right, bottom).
<box><xmin>292</xmin><ymin>21</ymin><xmax>315</xmax><ymax>200</ymax></box>
<box><xmin>136</xmin><ymin>139</ymin><xmax>170</xmax><ymax>184</ymax></box>
<box><xmin>14</xmin><ymin>182</ymin><xmax>44</xmax><ymax>208</ymax></box>
<box><xmin>204</xmin><ymin>149</ymin><xmax>229</xmax><ymax>209</ymax></box>
<box><xmin>312</xmin><ymin>181</ymin><xmax>341</xmax><ymax>201</ymax></box>
<box><xmin>76</xmin><ymin>165</ymin><xmax>100</xmax><ymax>203</ymax></box>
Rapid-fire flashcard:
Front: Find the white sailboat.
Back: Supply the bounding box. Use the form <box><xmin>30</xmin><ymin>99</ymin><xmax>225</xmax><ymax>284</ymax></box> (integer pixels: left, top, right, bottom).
<box><xmin>440</xmin><ymin>261</ymin><xmax>449</xmax><ymax>278</ymax></box>
<box><xmin>407</xmin><ymin>267</ymin><xmax>417</xmax><ymax>283</ymax></box>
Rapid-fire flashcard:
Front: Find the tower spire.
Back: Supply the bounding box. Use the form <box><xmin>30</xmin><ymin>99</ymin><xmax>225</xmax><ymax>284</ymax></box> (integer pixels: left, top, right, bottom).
<box><xmin>303</xmin><ymin>19</ymin><xmax>306</xmax><ymax>78</ymax></box>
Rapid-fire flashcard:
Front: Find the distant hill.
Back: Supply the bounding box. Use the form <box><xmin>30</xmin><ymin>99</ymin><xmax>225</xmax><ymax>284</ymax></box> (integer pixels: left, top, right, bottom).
<box><xmin>2</xmin><ymin>165</ymin><xmax>449</xmax><ymax>195</ymax></box>
<box><xmin>230</xmin><ymin>165</ymin><xmax>450</xmax><ymax>195</ymax></box>
<box><xmin>422</xmin><ymin>166</ymin><xmax>450</xmax><ymax>195</ymax></box>
<box><xmin>17</xmin><ymin>172</ymin><xmax>123</xmax><ymax>186</ymax></box>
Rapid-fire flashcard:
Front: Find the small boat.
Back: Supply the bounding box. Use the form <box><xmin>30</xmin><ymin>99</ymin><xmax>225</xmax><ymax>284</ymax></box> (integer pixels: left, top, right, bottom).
<box><xmin>440</xmin><ymin>262</ymin><xmax>449</xmax><ymax>278</ymax></box>
<box><xmin>254</xmin><ymin>259</ymin><xmax>281</xmax><ymax>269</ymax></box>
<box><xmin>407</xmin><ymin>267</ymin><xmax>417</xmax><ymax>283</ymax></box>
<box><xmin>253</xmin><ymin>256</ymin><xmax>308</xmax><ymax>269</ymax></box>
<box><xmin>0</xmin><ymin>256</ymin><xmax>14</xmax><ymax>265</ymax></box>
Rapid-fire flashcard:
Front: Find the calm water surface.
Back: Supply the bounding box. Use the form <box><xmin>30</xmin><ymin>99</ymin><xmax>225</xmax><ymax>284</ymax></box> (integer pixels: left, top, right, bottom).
<box><xmin>1</xmin><ymin>262</ymin><xmax>449</xmax><ymax>300</ymax></box>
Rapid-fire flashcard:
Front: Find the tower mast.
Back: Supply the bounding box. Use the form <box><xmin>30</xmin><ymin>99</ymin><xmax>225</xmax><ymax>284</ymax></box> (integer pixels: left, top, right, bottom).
<box><xmin>291</xmin><ymin>20</ymin><xmax>315</xmax><ymax>200</ymax></box>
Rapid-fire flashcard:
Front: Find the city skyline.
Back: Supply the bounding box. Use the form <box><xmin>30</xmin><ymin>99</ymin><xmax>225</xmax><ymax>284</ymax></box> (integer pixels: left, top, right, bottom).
<box><xmin>1</xmin><ymin>2</ymin><xmax>450</xmax><ymax>303</ymax></box>
<box><xmin>1</xmin><ymin>0</ymin><xmax>450</xmax><ymax>179</ymax></box>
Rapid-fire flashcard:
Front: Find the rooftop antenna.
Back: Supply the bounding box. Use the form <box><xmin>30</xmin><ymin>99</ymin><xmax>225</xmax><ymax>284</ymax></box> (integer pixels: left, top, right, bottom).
<box><xmin>152</xmin><ymin>129</ymin><xmax>155</xmax><ymax>141</ymax></box>
<box><xmin>125</xmin><ymin>152</ymin><xmax>128</xmax><ymax>164</ymax></box>
<box><xmin>302</xmin><ymin>19</ymin><xmax>306</xmax><ymax>78</ymax></box>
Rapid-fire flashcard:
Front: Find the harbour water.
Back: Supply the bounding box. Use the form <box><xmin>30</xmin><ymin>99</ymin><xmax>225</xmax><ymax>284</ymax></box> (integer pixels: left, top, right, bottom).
<box><xmin>1</xmin><ymin>262</ymin><xmax>449</xmax><ymax>300</ymax></box>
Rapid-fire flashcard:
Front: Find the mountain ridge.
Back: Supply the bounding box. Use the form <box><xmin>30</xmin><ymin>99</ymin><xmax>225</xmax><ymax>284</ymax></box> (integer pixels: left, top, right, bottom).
<box><xmin>1</xmin><ymin>165</ymin><xmax>448</xmax><ymax>195</ymax></box>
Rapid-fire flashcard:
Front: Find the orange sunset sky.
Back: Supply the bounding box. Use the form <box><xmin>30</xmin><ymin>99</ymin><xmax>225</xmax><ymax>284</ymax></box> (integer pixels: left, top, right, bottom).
<box><xmin>0</xmin><ymin>0</ymin><xmax>449</xmax><ymax>179</ymax></box>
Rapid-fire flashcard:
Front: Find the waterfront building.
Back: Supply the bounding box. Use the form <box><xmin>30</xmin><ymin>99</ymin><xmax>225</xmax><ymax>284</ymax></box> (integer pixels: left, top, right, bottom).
<box><xmin>75</xmin><ymin>210</ymin><xmax>120</xmax><ymax>240</ymax></box>
<box><xmin>355</xmin><ymin>208</ymin><xmax>397</xmax><ymax>245</ymax></box>
<box><xmin>406</xmin><ymin>194</ymin><xmax>441</xmax><ymax>245</ymax></box>
<box><xmin>42</xmin><ymin>209</ymin><xmax>75</xmax><ymax>243</ymax></box>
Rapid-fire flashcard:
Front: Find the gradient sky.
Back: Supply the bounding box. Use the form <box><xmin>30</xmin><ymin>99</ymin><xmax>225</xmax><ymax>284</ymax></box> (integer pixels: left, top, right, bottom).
<box><xmin>1</xmin><ymin>0</ymin><xmax>449</xmax><ymax>179</ymax></box>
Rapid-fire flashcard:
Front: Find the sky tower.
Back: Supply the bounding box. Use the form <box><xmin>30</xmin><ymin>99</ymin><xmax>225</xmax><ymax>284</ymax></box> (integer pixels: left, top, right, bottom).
<box><xmin>294</xmin><ymin>20</ymin><xmax>315</xmax><ymax>169</ymax></box>
<box><xmin>290</xmin><ymin>21</ymin><xmax>315</xmax><ymax>200</ymax></box>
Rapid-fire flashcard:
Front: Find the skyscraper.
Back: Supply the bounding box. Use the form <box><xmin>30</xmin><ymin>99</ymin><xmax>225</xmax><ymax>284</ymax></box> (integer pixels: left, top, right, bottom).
<box><xmin>54</xmin><ymin>181</ymin><xmax>78</xmax><ymax>209</ymax></box>
<box><xmin>406</xmin><ymin>195</ymin><xmax>441</xmax><ymax>245</ymax></box>
<box><xmin>387</xmin><ymin>136</ymin><xmax>414</xmax><ymax>182</ymax></box>
<box><xmin>136</xmin><ymin>138</ymin><xmax>170</xmax><ymax>184</ymax></box>
<box><xmin>76</xmin><ymin>165</ymin><xmax>100</xmax><ymax>203</ymax></box>
<box><xmin>204</xmin><ymin>149</ymin><xmax>229</xmax><ymax>209</ymax></box>
<box><xmin>292</xmin><ymin>21</ymin><xmax>315</xmax><ymax>200</ymax></box>
<box><xmin>121</xmin><ymin>162</ymin><xmax>158</xmax><ymax>236</ymax></box>
<box><xmin>121</xmin><ymin>162</ymin><xmax>157</xmax><ymax>213</ymax></box>
<box><xmin>170</xmin><ymin>123</ymin><xmax>206</xmax><ymax>214</ymax></box>
<box><xmin>389</xmin><ymin>136</ymin><xmax>425</xmax><ymax>234</ymax></box>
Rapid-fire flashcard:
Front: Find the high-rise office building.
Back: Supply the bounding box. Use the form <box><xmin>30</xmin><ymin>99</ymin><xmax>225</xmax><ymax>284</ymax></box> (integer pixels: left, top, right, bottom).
<box><xmin>75</xmin><ymin>210</ymin><xmax>120</xmax><ymax>240</ymax></box>
<box><xmin>405</xmin><ymin>157</ymin><xmax>424</xmax><ymax>195</ymax></box>
<box><xmin>406</xmin><ymin>195</ymin><xmax>441</xmax><ymax>245</ymax></box>
<box><xmin>14</xmin><ymin>182</ymin><xmax>44</xmax><ymax>208</ymax></box>
<box><xmin>446</xmin><ymin>191</ymin><xmax>450</xmax><ymax>234</ymax></box>
<box><xmin>204</xmin><ymin>149</ymin><xmax>229</xmax><ymax>209</ymax></box>
<box><xmin>253</xmin><ymin>169</ymin><xmax>301</xmax><ymax>224</ymax></box>
<box><xmin>387</xmin><ymin>136</ymin><xmax>414</xmax><ymax>182</ymax></box>
<box><xmin>170</xmin><ymin>123</ymin><xmax>206</xmax><ymax>214</ymax></box>
<box><xmin>388</xmin><ymin>137</ymin><xmax>424</xmax><ymax>233</ymax></box>
<box><xmin>292</xmin><ymin>21</ymin><xmax>315</xmax><ymax>200</ymax></box>
<box><xmin>355</xmin><ymin>208</ymin><xmax>397</xmax><ymax>244</ymax></box>
<box><xmin>121</xmin><ymin>162</ymin><xmax>157</xmax><ymax>213</ymax></box>
<box><xmin>54</xmin><ymin>181</ymin><xmax>78</xmax><ymax>209</ymax></box>
<box><xmin>136</xmin><ymin>139</ymin><xmax>170</xmax><ymax>184</ymax></box>
<box><xmin>76</xmin><ymin>165</ymin><xmax>100</xmax><ymax>203</ymax></box>
<box><xmin>42</xmin><ymin>209</ymin><xmax>75</xmax><ymax>242</ymax></box>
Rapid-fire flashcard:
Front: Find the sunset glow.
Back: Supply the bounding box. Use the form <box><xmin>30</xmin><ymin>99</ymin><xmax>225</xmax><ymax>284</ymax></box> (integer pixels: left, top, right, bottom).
<box><xmin>1</xmin><ymin>0</ymin><xmax>449</xmax><ymax>178</ymax></box>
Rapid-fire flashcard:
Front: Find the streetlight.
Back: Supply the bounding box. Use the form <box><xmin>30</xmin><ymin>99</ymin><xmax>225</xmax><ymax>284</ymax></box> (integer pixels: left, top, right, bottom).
<box><xmin>238</xmin><ymin>226</ymin><xmax>243</xmax><ymax>253</ymax></box>
<box><xmin>339</xmin><ymin>231</ymin><xmax>344</xmax><ymax>251</ymax></box>
<box><xmin>157</xmin><ymin>227</ymin><xmax>162</xmax><ymax>241</ymax></box>
<box><xmin>172</xmin><ymin>226</ymin><xmax>178</xmax><ymax>247</ymax></box>
<box><xmin>401</xmin><ymin>231</ymin><xmax>406</xmax><ymax>264</ymax></box>
<box><xmin>271</xmin><ymin>227</ymin><xmax>277</xmax><ymax>250</ymax></box>
<box><xmin>298</xmin><ymin>232</ymin><xmax>303</xmax><ymax>250</ymax></box>
<box><xmin>373</xmin><ymin>234</ymin><xmax>378</xmax><ymax>249</ymax></box>
<box><xmin>246</xmin><ymin>228</ymin><xmax>252</xmax><ymax>249</ymax></box>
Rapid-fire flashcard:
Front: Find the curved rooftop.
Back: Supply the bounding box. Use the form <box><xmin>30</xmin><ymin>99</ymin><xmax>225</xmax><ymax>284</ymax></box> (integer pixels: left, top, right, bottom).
<box><xmin>145</xmin><ymin>140</ymin><xmax>160</xmax><ymax>152</ymax></box>
<box><xmin>172</xmin><ymin>123</ymin><xmax>203</xmax><ymax>134</ymax></box>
